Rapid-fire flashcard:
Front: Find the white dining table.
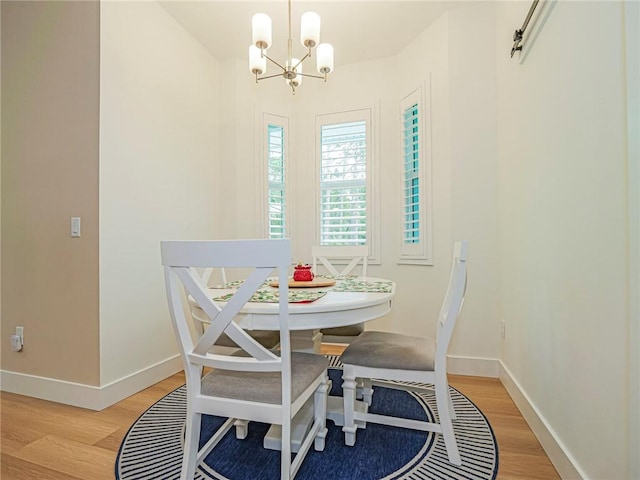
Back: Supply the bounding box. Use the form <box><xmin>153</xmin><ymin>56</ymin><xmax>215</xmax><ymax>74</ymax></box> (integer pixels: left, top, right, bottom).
<box><xmin>196</xmin><ymin>276</ymin><xmax>395</xmax><ymax>352</ymax></box>
<box><xmin>191</xmin><ymin>276</ymin><xmax>396</xmax><ymax>452</ymax></box>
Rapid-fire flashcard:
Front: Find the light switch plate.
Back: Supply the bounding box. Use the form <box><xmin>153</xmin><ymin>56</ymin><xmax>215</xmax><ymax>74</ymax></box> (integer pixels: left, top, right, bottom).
<box><xmin>71</xmin><ymin>217</ymin><xmax>81</xmax><ymax>237</ymax></box>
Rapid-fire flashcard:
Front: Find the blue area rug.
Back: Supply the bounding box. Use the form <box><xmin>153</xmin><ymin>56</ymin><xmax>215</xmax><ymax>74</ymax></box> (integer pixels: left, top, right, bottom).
<box><xmin>116</xmin><ymin>356</ymin><xmax>498</xmax><ymax>480</ymax></box>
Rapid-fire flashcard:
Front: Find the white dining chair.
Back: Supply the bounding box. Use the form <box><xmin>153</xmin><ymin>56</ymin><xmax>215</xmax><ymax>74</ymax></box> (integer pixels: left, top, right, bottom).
<box><xmin>162</xmin><ymin>239</ymin><xmax>329</xmax><ymax>480</ymax></box>
<box><xmin>312</xmin><ymin>245</ymin><xmax>368</xmax><ymax>278</ymax></box>
<box><xmin>311</xmin><ymin>245</ymin><xmax>369</xmax><ymax>344</ymax></box>
<box><xmin>340</xmin><ymin>241</ymin><xmax>468</xmax><ymax>466</ymax></box>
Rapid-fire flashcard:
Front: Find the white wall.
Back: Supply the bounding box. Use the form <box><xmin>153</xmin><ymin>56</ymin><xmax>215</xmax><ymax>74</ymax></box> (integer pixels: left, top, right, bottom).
<box><xmin>386</xmin><ymin>16</ymin><xmax>456</xmax><ymax>339</ymax></box>
<box><xmin>447</xmin><ymin>4</ymin><xmax>500</xmax><ymax>363</ymax></box>
<box><xmin>624</xmin><ymin>2</ymin><xmax>640</xmax><ymax>477</ymax></box>
<box><xmin>99</xmin><ymin>1</ymin><xmax>220</xmax><ymax>385</ymax></box>
<box><xmin>389</xmin><ymin>4</ymin><xmax>500</xmax><ymax>370</ymax></box>
<box><xmin>215</xmin><ymin>58</ymin><xmax>293</xmax><ymax>245</ymax></box>
<box><xmin>0</xmin><ymin>1</ymin><xmax>3</xmax><ymax>368</ymax></box>
<box><xmin>495</xmin><ymin>1</ymin><xmax>632</xmax><ymax>478</ymax></box>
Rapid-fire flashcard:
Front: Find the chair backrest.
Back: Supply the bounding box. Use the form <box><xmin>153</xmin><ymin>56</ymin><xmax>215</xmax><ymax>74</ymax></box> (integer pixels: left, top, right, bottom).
<box><xmin>311</xmin><ymin>245</ymin><xmax>368</xmax><ymax>278</ymax></box>
<box><xmin>190</xmin><ymin>268</ymin><xmax>229</xmax><ymax>336</ymax></box>
<box><xmin>435</xmin><ymin>241</ymin><xmax>468</xmax><ymax>365</ymax></box>
<box><xmin>161</xmin><ymin>239</ymin><xmax>293</xmax><ymax>399</ymax></box>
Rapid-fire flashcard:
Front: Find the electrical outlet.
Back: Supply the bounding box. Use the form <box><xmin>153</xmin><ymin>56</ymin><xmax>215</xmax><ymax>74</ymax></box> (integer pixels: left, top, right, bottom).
<box><xmin>500</xmin><ymin>321</ymin><xmax>506</xmax><ymax>339</ymax></box>
<box><xmin>11</xmin><ymin>326</ymin><xmax>24</xmax><ymax>352</ymax></box>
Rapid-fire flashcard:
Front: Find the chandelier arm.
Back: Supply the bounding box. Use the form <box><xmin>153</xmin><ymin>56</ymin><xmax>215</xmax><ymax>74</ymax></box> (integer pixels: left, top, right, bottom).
<box><xmin>293</xmin><ymin>51</ymin><xmax>311</xmax><ymax>70</ymax></box>
<box><xmin>256</xmin><ymin>72</ymin><xmax>288</xmax><ymax>81</ymax></box>
<box><xmin>261</xmin><ymin>51</ymin><xmax>288</xmax><ymax>72</ymax></box>
<box><xmin>297</xmin><ymin>72</ymin><xmax>325</xmax><ymax>79</ymax></box>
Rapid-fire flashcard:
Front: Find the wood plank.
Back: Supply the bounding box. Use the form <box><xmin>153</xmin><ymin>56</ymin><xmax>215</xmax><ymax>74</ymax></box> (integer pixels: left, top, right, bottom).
<box><xmin>1</xmin><ymin>453</ymin><xmax>86</xmax><ymax>480</ymax></box>
<box><xmin>9</xmin><ymin>435</ymin><xmax>116</xmax><ymax>480</ymax></box>
<box><xmin>496</xmin><ymin>451</ymin><xmax>563</xmax><ymax>480</ymax></box>
<box><xmin>1</xmin><ymin>395</ymin><xmax>119</xmax><ymax>445</ymax></box>
<box><xmin>0</xmin><ymin>422</ymin><xmax>49</xmax><ymax>454</ymax></box>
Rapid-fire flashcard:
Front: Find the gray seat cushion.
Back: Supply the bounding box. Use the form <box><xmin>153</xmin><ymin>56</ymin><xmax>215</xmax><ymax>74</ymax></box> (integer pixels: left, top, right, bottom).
<box><xmin>320</xmin><ymin>323</ymin><xmax>365</xmax><ymax>337</ymax></box>
<box><xmin>340</xmin><ymin>331</ymin><xmax>436</xmax><ymax>371</ymax></box>
<box><xmin>201</xmin><ymin>352</ymin><xmax>329</xmax><ymax>404</ymax></box>
<box><xmin>215</xmin><ymin>330</ymin><xmax>280</xmax><ymax>349</ymax></box>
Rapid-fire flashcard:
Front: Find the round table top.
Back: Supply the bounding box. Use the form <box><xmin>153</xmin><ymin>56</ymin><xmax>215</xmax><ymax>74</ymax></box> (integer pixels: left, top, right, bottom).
<box><xmin>196</xmin><ymin>277</ymin><xmax>396</xmax><ymax>331</ymax></box>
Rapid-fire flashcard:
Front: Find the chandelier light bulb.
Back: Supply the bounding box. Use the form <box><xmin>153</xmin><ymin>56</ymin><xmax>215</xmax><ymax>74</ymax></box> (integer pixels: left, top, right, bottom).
<box><xmin>300</xmin><ymin>11</ymin><xmax>320</xmax><ymax>48</ymax></box>
<box><xmin>317</xmin><ymin>43</ymin><xmax>334</xmax><ymax>74</ymax></box>
<box><xmin>293</xmin><ymin>58</ymin><xmax>302</xmax><ymax>86</ymax></box>
<box><xmin>252</xmin><ymin>13</ymin><xmax>272</xmax><ymax>50</ymax></box>
<box><xmin>249</xmin><ymin>45</ymin><xmax>266</xmax><ymax>75</ymax></box>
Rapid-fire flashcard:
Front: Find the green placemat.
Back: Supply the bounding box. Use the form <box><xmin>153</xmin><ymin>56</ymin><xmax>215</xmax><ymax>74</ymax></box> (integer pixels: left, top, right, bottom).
<box><xmin>213</xmin><ymin>289</ymin><xmax>327</xmax><ymax>304</ymax></box>
<box><xmin>218</xmin><ymin>280</ymin><xmax>266</xmax><ymax>289</ymax></box>
<box><xmin>216</xmin><ymin>277</ymin><xmax>393</xmax><ymax>293</ymax></box>
<box><xmin>331</xmin><ymin>279</ymin><xmax>394</xmax><ymax>293</ymax></box>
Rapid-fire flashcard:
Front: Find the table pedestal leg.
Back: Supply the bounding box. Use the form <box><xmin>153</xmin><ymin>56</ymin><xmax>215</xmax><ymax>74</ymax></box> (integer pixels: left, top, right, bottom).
<box><xmin>263</xmin><ymin>382</ymin><xmax>367</xmax><ymax>452</ymax></box>
<box><xmin>326</xmin><ymin>396</ymin><xmax>368</xmax><ymax>427</ymax></box>
<box><xmin>263</xmin><ymin>399</ymin><xmax>315</xmax><ymax>453</ymax></box>
<box><xmin>290</xmin><ymin>329</ymin><xmax>323</xmax><ymax>353</ymax></box>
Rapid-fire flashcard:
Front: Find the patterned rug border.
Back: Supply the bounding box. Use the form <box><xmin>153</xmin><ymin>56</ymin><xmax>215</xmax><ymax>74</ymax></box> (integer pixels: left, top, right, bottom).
<box><xmin>115</xmin><ymin>356</ymin><xmax>499</xmax><ymax>480</ymax></box>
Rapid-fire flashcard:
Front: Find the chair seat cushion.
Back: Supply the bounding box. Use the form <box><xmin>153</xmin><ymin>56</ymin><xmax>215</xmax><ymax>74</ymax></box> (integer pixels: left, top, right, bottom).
<box><xmin>340</xmin><ymin>331</ymin><xmax>436</xmax><ymax>371</ymax></box>
<box><xmin>320</xmin><ymin>323</ymin><xmax>365</xmax><ymax>337</ymax></box>
<box><xmin>215</xmin><ymin>330</ymin><xmax>280</xmax><ymax>349</ymax></box>
<box><xmin>201</xmin><ymin>352</ymin><xmax>329</xmax><ymax>404</ymax></box>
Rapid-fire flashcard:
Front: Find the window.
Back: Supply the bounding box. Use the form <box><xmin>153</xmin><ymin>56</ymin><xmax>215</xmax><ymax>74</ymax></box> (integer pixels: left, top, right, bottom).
<box><xmin>267</xmin><ymin>124</ymin><xmax>286</xmax><ymax>238</ymax></box>
<box><xmin>317</xmin><ymin>109</ymin><xmax>374</xmax><ymax>248</ymax></box>
<box><xmin>399</xmin><ymin>85</ymin><xmax>432</xmax><ymax>264</ymax></box>
<box><xmin>403</xmin><ymin>102</ymin><xmax>420</xmax><ymax>244</ymax></box>
<box><xmin>262</xmin><ymin>113</ymin><xmax>289</xmax><ymax>239</ymax></box>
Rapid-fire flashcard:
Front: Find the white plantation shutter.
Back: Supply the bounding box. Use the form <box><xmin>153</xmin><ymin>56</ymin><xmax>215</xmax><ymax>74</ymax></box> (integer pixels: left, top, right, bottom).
<box><xmin>261</xmin><ymin>113</ymin><xmax>289</xmax><ymax>240</ymax></box>
<box><xmin>403</xmin><ymin>103</ymin><xmax>420</xmax><ymax>244</ymax></box>
<box><xmin>399</xmin><ymin>85</ymin><xmax>432</xmax><ymax>264</ymax></box>
<box><xmin>268</xmin><ymin>124</ymin><xmax>286</xmax><ymax>239</ymax></box>
<box><xmin>319</xmin><ymin>120</ymin><xmax>367</xmax><ymax>245</ymax></box>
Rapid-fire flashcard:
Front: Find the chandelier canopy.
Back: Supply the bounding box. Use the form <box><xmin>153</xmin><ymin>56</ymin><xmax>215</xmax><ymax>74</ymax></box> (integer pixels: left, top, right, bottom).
<box><xmin>249</xmin><ymin>0</ymin><xmax>334</xmax><ymax>94</ymax></box>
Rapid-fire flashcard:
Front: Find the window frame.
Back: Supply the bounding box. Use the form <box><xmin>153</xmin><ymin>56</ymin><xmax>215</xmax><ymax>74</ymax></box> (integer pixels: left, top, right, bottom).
<box><xmin>259</xmin><ymin>112</ymin><xmax>290</xmax><ymax>239</ymax></box>
<box><xmin>315</xmin><ymin>107</ymin><xmax>380</xmax><ymax>263</ymax></box>
<box><xmin>398</xmin><ymin>83</ymin><xmax>433</xmax><ymax>265</ymax></box>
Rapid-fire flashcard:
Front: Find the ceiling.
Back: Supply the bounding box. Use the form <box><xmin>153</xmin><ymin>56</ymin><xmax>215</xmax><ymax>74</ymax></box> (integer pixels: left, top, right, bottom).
<box><xmin>159</xmin><ymin>1</ymin><xmax>474</xmax><ymax>68</ymax></box>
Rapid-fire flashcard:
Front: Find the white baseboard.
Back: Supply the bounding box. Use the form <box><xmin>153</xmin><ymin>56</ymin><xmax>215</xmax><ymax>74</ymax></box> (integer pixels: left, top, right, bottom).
<box><xmin>499</xmin><ymin>360</ymin><xmax>586</xmax><ymax>479</ymax></box>
<box><xmin>447</xmin><ymin>354</ymin><xmax>500</xmax><ymax>377</ymax></box>
<box><xmin>0</xmin><ymin>355</ymin><xmax>183</xmax><ymax>411</ymax></box>
<box><xmin>447</xmin><ymin>356</ymin><xmax>588</xmax><ymax>478</ymax></box>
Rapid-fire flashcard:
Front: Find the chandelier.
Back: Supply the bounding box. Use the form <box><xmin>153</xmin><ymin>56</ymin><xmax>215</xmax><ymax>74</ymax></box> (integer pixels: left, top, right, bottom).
<box><xmin>248</xmin><ymin>0</ymin><xmax>334</xmax><ymax>94</ymax></box>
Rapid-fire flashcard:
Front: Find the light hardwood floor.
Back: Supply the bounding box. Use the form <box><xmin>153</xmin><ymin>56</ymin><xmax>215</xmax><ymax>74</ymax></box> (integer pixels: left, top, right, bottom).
<box><xmin>1</xmin><ymin>345</ymin><xmax>560</xmax><ymax>480</ymax></box>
